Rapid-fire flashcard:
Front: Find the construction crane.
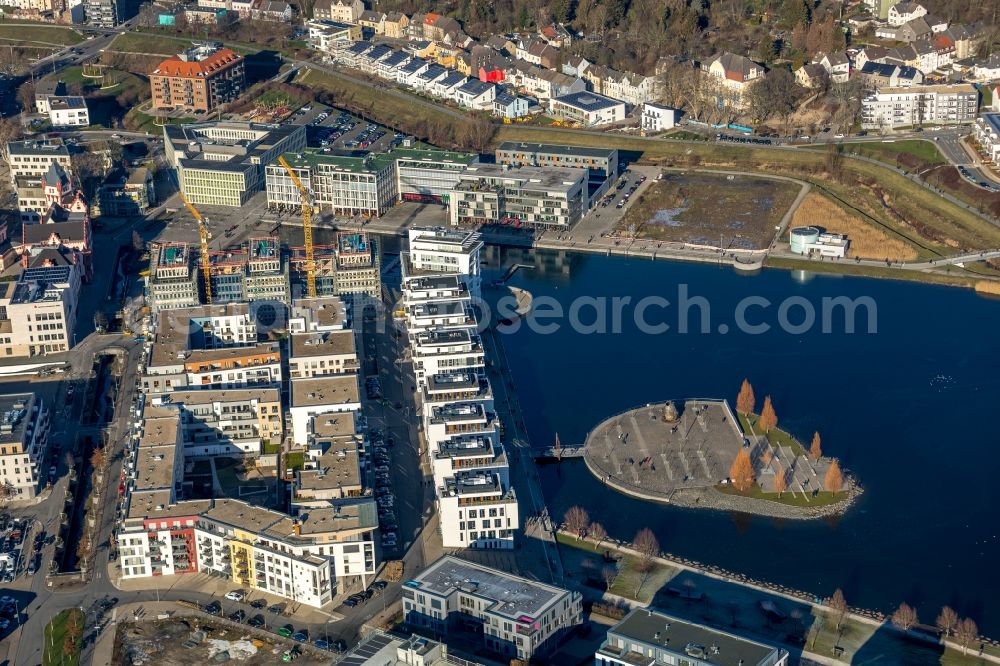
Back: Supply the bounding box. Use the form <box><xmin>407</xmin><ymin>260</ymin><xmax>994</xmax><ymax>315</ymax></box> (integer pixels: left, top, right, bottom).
<box><xmin>277</xmin><ymin>155</ymin><xmax>316</xmax><ymax>297</ymax></box>
<box><xmin>180</xmin><ymin>192</ymin><xmax>213</xmax><ymax>305</ymax></box>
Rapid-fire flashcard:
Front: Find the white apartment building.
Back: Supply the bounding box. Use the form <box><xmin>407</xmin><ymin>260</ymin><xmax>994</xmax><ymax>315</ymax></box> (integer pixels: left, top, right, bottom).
<box><xmin>403</xmin><ymin>555</ymin><xmax>583</xmax><ymax>661</ymax></box>
<box><xmin>548</xmin><ymin>91</ymin><xmax>626</xmax><ymax>126</ymax></box>
<box><xmin>6</xmin><ymin>140</ymin><xmax>72</xmax><ymax>182</ymax></box>
<box><xmin>47</xmin><ymin>96</ymin><xmax>90</xmax><ymax>127</ymax></box>
<box><xmin>307</xmin><ymin>19</ymin><xmax>360</xmax><ymax>53</ymax></box>
<box><xmin>861</xmin><ymin>84</ymin><xmax>979</xmax><ymax>129</ymax></box>
<box><xmin>143</xmin><ymin>342</ymin><xmax>282</xmax><ymax>393</ymax></box>
<box><xmin>438</xmin><ymin>471</ymin><xmax>517</xmax><ymax>549</ymax></box>
<box><xmin>404</xmin><ymin>228</ymin><xmax>484</xmax><ymax>297</ymax></box>
<box><xmin>288</xmin><ymin>330</ymin><xmax>358</xmax><ymax>378</ymax></box>
<box><xmin>0</xmin><ymin>262</ymin><xmax>81</xmax><ymax>357</ymax></box>
<box><xmin>411</xmin><ymin>330</ymin><xmax>484</xmax><ymax>387</ymax></box>
<box><xmin>0</xmin><ymin>394</ymin><xmax>49</xmax><ymax>499</ymax></box>
<box><xmin>640</xmin><ymin>102</ymin><xmax>678</xmax><ymax>132</ymax></box>
<box><xmin>289</xmin><ymin>375</ymin><xmax>362</xmax><ymax>444</ymax></box>
<box><xmin>449</xmin><ymin>163</ymin><xmax>588</xmax><ymax>229</ymax></box>
<box><xmin>393</xmin><ymin>148</ymin><xmax>477</xmax><ymax>204</ymax></box>
<box><xmin>974</xmin><ymin>113</ymin><xmax>1000</xmax><ymax>162</ymax></box>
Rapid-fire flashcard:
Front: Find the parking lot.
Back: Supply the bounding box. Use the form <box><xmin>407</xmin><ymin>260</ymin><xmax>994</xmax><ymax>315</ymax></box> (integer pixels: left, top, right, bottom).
<box><xmin>296</xmin><ymin>103</ymin><xmax>405</xmax><ymax>153</ymax></box>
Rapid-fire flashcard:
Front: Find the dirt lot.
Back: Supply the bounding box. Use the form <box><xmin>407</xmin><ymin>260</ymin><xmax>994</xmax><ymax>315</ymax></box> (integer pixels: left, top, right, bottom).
<box><xmin>113</xmin><ymin>617</ymin><xmax>328</xmax><ymax>666</ymax></box>
<box><xmin>618</xmin><ymin>173</ymin><xmax>800</xmax><ymax>250</ymax></box>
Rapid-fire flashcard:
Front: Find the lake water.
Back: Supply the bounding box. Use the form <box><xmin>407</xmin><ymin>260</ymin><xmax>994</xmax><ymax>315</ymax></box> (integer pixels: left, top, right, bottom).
<box><xmin>493</xmin><ymin>249</ymin><xmax>1000</xmax><ymax>634</ymax></box>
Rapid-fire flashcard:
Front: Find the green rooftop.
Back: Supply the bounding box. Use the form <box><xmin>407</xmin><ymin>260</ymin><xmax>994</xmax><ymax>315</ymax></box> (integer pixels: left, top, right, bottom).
<box><xmin>387</xmin><ymin>146</ymin><xmax>477</xmax><ymax>165</ymax></box>
<box><xmin>279</xmin><ymin>149</ymin><xmax>395</xmax><ymax>174</ymax></box>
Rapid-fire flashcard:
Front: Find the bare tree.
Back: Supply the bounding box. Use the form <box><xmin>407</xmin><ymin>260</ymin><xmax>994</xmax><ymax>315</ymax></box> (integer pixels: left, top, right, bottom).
<box><xmin>590</xmin><ymin>522</ymin><xmax>607</xmax><ymax>546</ymax></box>
<box><xmin>602</xmin><ymin>564</ymin><xmax>618</xmax><ymax>591</ymax></box>
<box><xmin>132</xmin><ymin>230</ymin><xmax>146</xmax><ymax>254</ymax></box>
<box><xmin>564</xmin><ymin>505</ymin><xmax>590</xmax><ymax>538</ymax></box>
<box><xmin>955</xmin><ymin>617</ymin><xmax>979</xmax><ymax>655</ymax></box>
<box><xmin>891</xmin><ymin>602</ymin><xmax>918</xmax><ymax>632</ymax></box>
<box><xmin>936</xmin><ymin>606</ymin><xmax>958</xmax><ymax>639</ymax></box>
<box><xmin>829</xmin><ymin>588</ymin><xmax>848</xmax><ymax>630</ymax></box>
<box><xmin>632</xmin><ymin>527</ymin><xmax>660</xmax><ymax>597</ymax></box>
<box><xmin>0</xmin><ymin>117</ymin><xmax>23</xmax><ymax>163</ymax></box>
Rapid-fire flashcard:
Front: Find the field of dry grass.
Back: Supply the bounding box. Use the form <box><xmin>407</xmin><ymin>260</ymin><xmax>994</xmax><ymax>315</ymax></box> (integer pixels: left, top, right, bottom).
<box><xmin>789</xmin><ymin>193</ymin><xmax>919</xmax><ymax>262</ymax></box>
<box><xmin>618</xmin><ymin>173</ymin><xmax>799</xmax><ymax>250</ymax></box>
<box><xmin>974</xmin><ymin>280</ymin><xmax>1000</xmax><ymax>295</ymax></box>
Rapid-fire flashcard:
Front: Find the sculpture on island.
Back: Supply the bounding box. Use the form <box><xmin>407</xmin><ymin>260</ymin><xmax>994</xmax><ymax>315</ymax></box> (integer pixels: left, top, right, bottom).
<box><xmin>663</xmin><ymin>401</ymin><xmax>679</xmax><ymax>423</ymax></box>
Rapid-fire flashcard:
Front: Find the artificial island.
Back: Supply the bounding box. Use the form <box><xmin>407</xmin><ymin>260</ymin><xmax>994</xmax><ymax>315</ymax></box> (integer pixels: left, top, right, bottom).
<box><xmin>581</xmin><ymin>382</ymin><xmax>860</xmax><ymax>519</ymax></box>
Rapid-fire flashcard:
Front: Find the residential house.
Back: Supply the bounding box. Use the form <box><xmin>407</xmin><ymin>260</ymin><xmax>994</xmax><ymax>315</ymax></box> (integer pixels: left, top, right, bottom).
<box><xmin>973</xmin><ymin>113</ymin><xmax>1000</xmax><ymax>162</ymax></box>
<box><xmin>357</xmin><ymin>9</ymin><xmax>384</xmax><ymax>33</ymax></box>
<box><xmin>538</xmin><ymin>22</ymin><xmax>572</xmax><ymax>48</ymax></box>
<box><xmin>795</xmin><ymin>63</ymin><xmax>828</xmax><ymax>89</ymax></box>
<box><xmin>34</xmin><ymin>80</ymin><xmax>67</xmax><ymax>114</ymax></box>
<box><xmin>944</xmin><ymin>24</ymin><xmax>984</xmax><ymax>59</ymax></box>
<box><xmin>814</xmin><ymin>52</ymin><xmax>850</xmax><ymax>84</ymax></box>
<box><xmin>857</xmin><ymin>62</ymin><xmax>924</xmax><ymax>89</ymax></box>
<box><xmin>516</xmin><ymin>38</ymin><xmax>558</xmax><ymax>69</ymax></box>
<box><xmin>899</xmin><ymin>17</ymin><xmax>932</xmax><ymax>43</ymax></box>
<box><xmin>382</xmin><ymin>11</ymin><xmax>409</xmax><ymax>38</ymax></box>
<box><xmin>854</xmin><ymin>46</ymin><xmax>887</xmax><ymax>71</ymax></box>
<box><xmin>973</xmin><ymin>54</ymin><xmax>1000</xmax><ymax>82</ymax></box>
<box><xmin>887</xmin><ymin>1</ymin><xmax>926</xmax><ymax>26</ymax></box>
<box><xmin>454</xmin><ymin>79</ymin><xmax>495</xmax><ymax>110</ymax></box>
<box><xmin>561</xmin><ymin>55</ymin><xmax>590</xmax><ymax>77</ymax></box>
<box><xmin>493</xmin><ymin>91</ymin><xmax>529</xmax><ymax>119</ymax></box>
<box><xmin>431</xmin><ymin>70</ymin><xmax>468</xmax><ymax>99</ymax></box>
<box><xmin>640</xmin><ymin>102</ymin><xmax>678</xmax><ymax>132</ymax></box>
<box><xmin>312</xmin><ymin>0</ymin><xmax>361</xmax><ymax>23</ymax></box>
<box><xmin>703</xmin><ymin>52</ymin><xmax>765</xmax><ymax>108</ymax></box>
<box><xmin>252</xmin><ymin>0</ymin><xmax>292</xmax><ymax>22</ymax></box>
<box><xmin>485</xmin><ymin>34</ymin><xmax>515</xmax><ymax>57</ymax></box>
<box><xmin>307</xmin><ymin>19</ymin><xmax>361</xmax><ymax>54</ymax></box>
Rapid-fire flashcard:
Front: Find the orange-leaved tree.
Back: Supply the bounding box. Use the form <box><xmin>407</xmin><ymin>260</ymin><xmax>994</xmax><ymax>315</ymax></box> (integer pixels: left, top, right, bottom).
<box><xmin>730</xmin><ymin>448</ymin><xmax>755</xmax><ymax>492</ymax></box>
<box><xmin>824</xmin><ymin>459</ymin><xmax>844</xmax><ymax>492</ymax></box>
<box><xmin>759</xmin><ymin>396</ymin><xmax>778</xmax><ymax>433</ymax></box>
<box><xmin>736</xmin><ymin>379</ymin><xmax>756</xmax><ymax>416</ymax></box>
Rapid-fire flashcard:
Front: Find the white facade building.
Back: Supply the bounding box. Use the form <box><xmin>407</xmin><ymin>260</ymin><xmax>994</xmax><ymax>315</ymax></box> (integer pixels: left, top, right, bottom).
<box><xmin>861</xmin><ymin>84</ymin><xmax>979</xmax><ymax>129</ymax></box>
<box><xmin>640</xmin><ymin>102</ymin><xmax>678</xmax><ymax>132</ymax></box>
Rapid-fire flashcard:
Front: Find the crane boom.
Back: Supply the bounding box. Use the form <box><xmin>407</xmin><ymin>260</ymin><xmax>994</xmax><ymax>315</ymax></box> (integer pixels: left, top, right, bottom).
<box><xmin>180</xmin><ymin>192</ymin><xmax>213</xmax><ymax>305</ymax></box>
<box><xmin>277</xmin><ymin>156</ymin><xmax>316</xmax><ymax>297</ymax></box>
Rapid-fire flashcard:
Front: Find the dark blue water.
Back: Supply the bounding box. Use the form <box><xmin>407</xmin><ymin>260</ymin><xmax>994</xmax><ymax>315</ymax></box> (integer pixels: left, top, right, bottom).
<box><xmin>495</xmin><ymin>251</ymin><xmax>1000</xmax><ymax>634</ymax></box>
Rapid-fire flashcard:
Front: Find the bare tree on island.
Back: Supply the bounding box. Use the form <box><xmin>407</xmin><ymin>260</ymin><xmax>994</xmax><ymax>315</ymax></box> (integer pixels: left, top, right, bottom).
<box><xmin>564</xmin><ymin>506</ymin><xmax>590</xmax><ymax>539</ymax></box>
<box><xmin>736</xmin><ymin>379</ymin><xmax>756</xmax><ymax>416</ymax></box>
<box><xmin>891</xmin><ymin>603</ymin><xmax>919</xmax><ymax>632</ymax></box>
<box><xmin>829</xmin><ymin>588</ymin><xmax>848</xmax><ymax>630</ymax></box>
<box><xmin>824</xmin><ymin>459</ymin><xmax>844</xmax><ymax>493</ymax></box>
<box><xmin>632</xmin><ymin>528</ymin><xmax>660</xmax><ymax>597</ymax></box>
<box><xmin>956</xmin><ymin>617</ymin><xmax>979</xmax><ymax>655</ymax></box>
<box><xmin>553</xmin><ymin>432</ymin><xmax>562</xmax><ymax>462</ymax></box>
<box><xmin>936</xmin><ymin>606</ymin><xmax>959</xmax><ymax>639</ymax></box>
<box><xmin>810</xmin><ymin>431</ymin><xmax>823</xmax><ymax>460</ymax></box>
<box><xmin>590</xmin><ymin>522</ymin><xmax>607</xmax><ymax>546</ymax></box>
<box><xmin>602</xmin><ymin>564</ymin><xmax>618</xmax><ymax>592</ymax></box>
<box><xmin>729</xmin><ymin>448</ymin><xmax>755</xmax><ymax>492</ymax></box>
<box><xmin>773</xmin><ymin>462</ymin><xmax>787</xmax><ymax>497</ymax></box>
<box><xmin>759</xmin><ymin>396</ymin><xmax>778</xmax><ymax>433</ymax></box>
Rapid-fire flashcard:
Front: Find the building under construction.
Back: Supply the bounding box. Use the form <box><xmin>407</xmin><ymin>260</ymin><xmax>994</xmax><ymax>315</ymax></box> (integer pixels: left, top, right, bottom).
<box><xmin>288</xmin><ymin>231</ymin><xmax>380</xmax><ymax>301</ymax></box>
<box><xmin>146</xmin><ymin>242</ymin><xmax>200</xmax><ymax>313</ymax></box>
<box><xmin>206</xmin><ymin>236</ymin><xmax>289</xmax><ymax>305</ymax></box>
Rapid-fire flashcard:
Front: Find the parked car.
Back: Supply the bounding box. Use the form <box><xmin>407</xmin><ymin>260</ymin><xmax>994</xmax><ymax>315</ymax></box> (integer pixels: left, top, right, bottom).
<box><xmin>333</xmin><ymin>639</ymin><xmax>347</xmax><ymax>652</ymax></box>
<box><xmin>250</xmin><ymin>598</ymin><xmax>267</xmax><ymax>609</ymax></box>
<box><xmin>204</xmin><ymin>601</ymin><xmax>222</xmax><ymax>615</ymax></box>
<box><xmin>278</xmin><ymin>624</ymin><xmax>294</xmax><ymax>637</ymax></box>
<box><xmin>225</xmin><ymin>590</ymin><xmax>247</xmax><ymax>602</ymax></box>
<box><xmin>228</xmin><ymin>609</ymin><xmax>246</xmax><ymax>623</ymax></box>
<box><xmin>314</xmin><ymin>638</ymin><xmax>331</xmax><ymax>650</ymax></box>
<box><xmin>248</xmin><ymin>614</ymin><xmax>265</xmax><ymax>628</ymax></box>
<box><xmin>292</xmin><ymin>631</ymin><xmax>308</xmax><ymax>642</ymax></box>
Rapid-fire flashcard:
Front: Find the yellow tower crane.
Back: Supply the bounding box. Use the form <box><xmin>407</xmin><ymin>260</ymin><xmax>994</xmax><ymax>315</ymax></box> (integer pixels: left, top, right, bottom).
<box><xmin>277</xmin><ymin>155</ymin><xmax>316</xmax><ymax>297</ymax></box>
<box><xmin>180</xmin><ymin>192</ymin><xmax>213</xmax><ymax>305</ymax></box>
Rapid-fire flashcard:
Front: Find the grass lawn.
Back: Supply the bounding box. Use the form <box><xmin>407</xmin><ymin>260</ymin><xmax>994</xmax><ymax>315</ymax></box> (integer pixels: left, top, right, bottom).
<box><xmin>262</xmin><ymin>440</ymin><xmax>280</xmax><ymax>455</ymax></box>
<box><xmin>109</xmin><ymin>32</ymin><xmax>196</xmax><ymax>55</ymax></box>
<box><xmin>738</xmin><ymin>413</ymin><xmax>806</xmax><ymax>457</ymax></box>
<box><xmin>665</xmin><ymin>130</ymin><xmax>709</xmax><ymax>141</ymax></box>
<box><xmin>284</xmin><ymin>451</ymin><xmax>305</xmax><ymax>471</ymax></box>
<box><xmin>556</xmin><ymin>532</ymin><xmax>674</xmax><ymax>604</ymax></box>
<box><xmin>0</xmin><ymin>22</ymin><xmax>84</xmax><ymax>46</ymax></box>
<box><xmin>43</xmin><ymin>608</ymin><xmax>85</xmax><ymax>666</ymax></box>
<box><xmin>837</xmin><ymin>139</ymin><xmax>947</xmax><ymax>167</ymax></box>
<box><xmin>716</xmin><ymin>482</ymin><xmax>846</xmax><ymax>507</ymax></box>
<box><xmin>124</xmin><ymin>107</ymin><xmax>195</xmax><ymax>134</ymax></box>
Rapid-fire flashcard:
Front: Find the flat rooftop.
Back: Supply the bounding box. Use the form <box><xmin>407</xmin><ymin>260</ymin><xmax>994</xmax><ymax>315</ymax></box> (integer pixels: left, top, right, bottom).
<box><xmin>497</xmin><ymin>141</ymin><xmax>617</xmax><ymax>159</ymax></box>
<box><xmin>426</xmin><ymin>371</ymin><xmax>480</xmax><ymax>393</ymax></box>
<box><xmin>415</xmin><ymin>328</ymin><xmax>475</xmax><ymax>346</ymax></box>
<box><xmin>125</xmin><ymin>490</ymin><xmax>211</xmax><ymax>522</ymax></box>
<box><xmin>552</xmin><ymin>91</ymin><xmax>623</xmax><ymax>111</ymax></box>
<box><xmin>297</xmin><ymin>444</ymin><xmax>362</xmax><ymax>493</ymax></box>
<box><xmin>404</xmin><ymin>275</ymin><xmax>464</xmax><ymax>292</ymax></box>
<box><xmin>290</xmin><ymin>330</ymin><xmax>356</xmax><ymax>358</ymax></box>
<box><xmin>408</xmin><ymin>555</ymin><xmax>566</xmax><ymax>620</ymax></box>
<box><xmin>290</xmin><ymin>375</ymin><xmax>360</xmax><ymax>408</ymax></box>
<box><xmin>0</xmin><ymin>394</ymin><xmax>36</xmax><ymax>446</ymax></box>
<box><xmin>277</xmin><ymin>149</ymin><xmax>394</xmax><ymax>175</ymax></box>
<box><xmin>134</xmin><ymin>445</ymin><xmax>178</xmax><ymax>492</ymax></box>
<box><xmin>139</xmin><ymin>413</ymin><xmax>180</xmax><ymax>448</ymax></box>
<box><xmin>435</xmin><ymin>434</ymin><xmax>496</xmax><ymax>459</ymax></box>
<box><xmin>601</xmin><ymin>608</ymin><xmax>782</xmax><ymax>666</ymax></box>
<box><xmin>159</xmin><ymin>387</ymin><xmax>281</xmax><ymax>406</ymax></box>
<box><xmin>295</xmin><ymin>502</ymin><xmax>378</xmax><ymax>535</ymax></box>
<box><xmin>292</xmin><ymin>295</ymin><xmax>348</xmax><ymax>329</ymax></box>
<box><xmin>166</xmin><ymin>121</ymin><xmax>304</xmax><ymax>173</ymax></box>
<box><xmin>311</xmin><ymin>411</ymin><xmax>358</xmax><ymax>439</ymax></box>
<box><xmin>204</xmin><ymin>497</ymin><xmax>296</xmax><ymax>536</ymax></box>
<box><xmin>180</xmin><ymin>342</ymin><xmax>280</xmax><ymax>367</ymax></box>
<box><xmin>457</xmin><ymin>163</ymin><xmax>584</xmax><ymax>192</ymax></box>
